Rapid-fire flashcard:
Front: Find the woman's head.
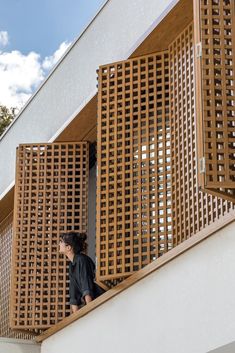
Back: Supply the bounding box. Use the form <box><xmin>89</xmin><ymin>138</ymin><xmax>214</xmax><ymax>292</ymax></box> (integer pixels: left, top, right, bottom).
<box><xmin>59</xmin><ymin>232</ymin><xmax>87</xmax><ymax>255</ymax></box>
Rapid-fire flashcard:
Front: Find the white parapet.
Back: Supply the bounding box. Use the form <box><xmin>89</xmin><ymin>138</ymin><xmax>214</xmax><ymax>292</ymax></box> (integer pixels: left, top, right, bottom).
<box><xmin>0</xmin><ymin>338</ymin><xmax>40</xmax><ymax>353</ymax></box>
<box><xmin>0</xmin><ymin>0</ymin><xmax>178</xmax><ymax>197</ymax></box>
<box><xmin>41</xmin><ymin>220</ymin><xmax>235</xmax><ymax>353</ymax></box>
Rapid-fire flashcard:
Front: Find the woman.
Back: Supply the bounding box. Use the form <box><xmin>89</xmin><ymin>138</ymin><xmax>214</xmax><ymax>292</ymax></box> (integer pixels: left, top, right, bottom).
<box><xmin>59</xmin><ymin>231</ymin><xmax>105</xmax><ymax>313</ymax></box>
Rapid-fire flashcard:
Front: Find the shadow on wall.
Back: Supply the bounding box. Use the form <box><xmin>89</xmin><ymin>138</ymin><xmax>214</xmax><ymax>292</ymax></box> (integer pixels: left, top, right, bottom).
<box><xmin>207</xmin><ymin>341</ymin><xmax>235</xmax><ymax>353</ymax></box>
<box><xmin>0</xmin><ymin>338</ymin><xmax>41</xmax><ymax>353</ymax></box>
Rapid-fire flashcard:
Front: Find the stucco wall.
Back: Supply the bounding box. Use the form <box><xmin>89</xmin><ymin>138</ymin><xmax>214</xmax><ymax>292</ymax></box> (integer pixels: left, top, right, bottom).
<box><xmin>0</xmin><ymin>0</ymin><xmax>178</xmax><ymax>197</ymax></box>
<box><xmin>41</xmin><ymin>221</ymin><xmax>235</xmax><ymax>353</ymax></box>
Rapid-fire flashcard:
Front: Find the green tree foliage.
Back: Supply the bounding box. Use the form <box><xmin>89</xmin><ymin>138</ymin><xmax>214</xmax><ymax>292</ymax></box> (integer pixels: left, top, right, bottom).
<box><xmin>0</xmin><ymin>105</ymin><xmax>17</xmax><ymax>137</ymax></box>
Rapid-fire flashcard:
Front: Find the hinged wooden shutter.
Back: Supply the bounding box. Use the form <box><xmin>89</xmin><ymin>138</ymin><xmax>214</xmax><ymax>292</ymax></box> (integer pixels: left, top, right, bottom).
<box><xmin>169</xmin><ymin>22</ymin><xmax>232</xmax><ymax>245</ymax></box>
<box><xmin>96</xmin><ymin>52</ymin><xmax>172</xmax><ymax>283</ymax></box>
<box><xmin>10</xmin><ymin>142</ymin><xmax>89</xmax><ymax>330</ymax></box>
<box><xmin>194</xmin><ymin>0</ymin><xmax>235</xmax><ymax>202</ymax></box>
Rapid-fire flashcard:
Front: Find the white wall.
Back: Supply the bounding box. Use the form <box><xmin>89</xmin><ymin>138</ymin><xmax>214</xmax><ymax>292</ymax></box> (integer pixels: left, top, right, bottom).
<box><xmin>0</xmin><ymin>0</ymin><xmax>178</xmax><ymax>197</ymax></box>
<box><xmin>0</xmin><ymin>338</ymin><xmax>40</xmax><ymax>353</ymax></box>
<box><xmin>41</xmin><ymin>221</ymin><xmax>235</xmax><ymax>353</ymax></box>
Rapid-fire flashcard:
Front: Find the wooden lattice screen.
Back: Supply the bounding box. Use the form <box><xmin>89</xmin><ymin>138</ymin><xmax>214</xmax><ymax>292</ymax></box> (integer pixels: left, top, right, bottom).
<box><xmin>97</xmin><ymin>51</ymin><xmax>172</xmax><ymax>282</ymax></box>
<box><xmin>194</xmin><ymin>0</ymin><xmax>235</xmax><ymax>202</ymax></box>
<box><xmin>10</xmin><ymin>142</ymin><xmax>89</xmax><ymax>330</ymax></box>
<box><xmin>96</xmin><ymin>21</ymin><xmax>233</xmax><ymax>284</ymax></box>
<box><xmin>0</xmin><ymin>214</ymin><xmax>33</xmax><ymax>338</ymax></box>
<box><xmin>170</xmin><ymin>22</ymin><xmax>232</xmax><ymax>246</ymax></box>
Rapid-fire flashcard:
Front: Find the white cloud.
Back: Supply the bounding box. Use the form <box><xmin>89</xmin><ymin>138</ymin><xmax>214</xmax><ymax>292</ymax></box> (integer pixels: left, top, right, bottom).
<box><xmin>0</xmin><ymin>50</ymin><xmax>44</xmax><ymax>108</ymax></box>
<box><xmin>0</xmin><ymin>35</ymin><xmax>72</xmax><ymax>109</ymax></box>
<box><xmin>42</xmin><ymin>41</ymin><xmax>71</xmax><ymax>71</ymax></box>
<box><xmin>0</xmin><ymin>31</ymin><xmax>9</xmax><ymax>47</ymax></box>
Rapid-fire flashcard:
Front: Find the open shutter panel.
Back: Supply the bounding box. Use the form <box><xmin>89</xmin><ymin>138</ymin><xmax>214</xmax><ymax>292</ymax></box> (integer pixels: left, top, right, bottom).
<box><xmin>97</xmin><ymin>52</ymin><xmax>172</xmax><ymax>284</ymax></box>
<box><xmin>169</xmin><ymin>22</ymin><xmax>232</xmax><ymax>245</ymax></box>
<box><xmin>194</xmin><ymin>0</ymin><xmax>235</xmax><ymax>202</ymax></box>
<box><xmin>10</xmin><ymin>142</ymin><xmax>89</xmax><ymax>330</ymax></box>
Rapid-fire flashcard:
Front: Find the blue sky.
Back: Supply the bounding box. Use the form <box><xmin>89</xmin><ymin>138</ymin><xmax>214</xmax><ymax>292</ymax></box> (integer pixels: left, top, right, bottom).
<box><xmin>0</xmin><ymin>0</ymin><xmax>105</xmax><ymax>108</ymax></box>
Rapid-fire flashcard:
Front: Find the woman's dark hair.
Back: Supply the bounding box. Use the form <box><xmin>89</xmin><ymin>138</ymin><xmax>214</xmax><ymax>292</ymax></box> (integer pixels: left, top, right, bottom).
<box><xmin>60</xmin><ymin>232</ymin><xmax>87</xmax><ymax>254</ymax></box>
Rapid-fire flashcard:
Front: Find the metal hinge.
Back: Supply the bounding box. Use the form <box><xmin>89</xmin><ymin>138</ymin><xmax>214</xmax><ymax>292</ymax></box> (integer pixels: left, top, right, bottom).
<box><xmin>196</xmin><ymin>42</ymin><xmax>202</xmax><ymax>58</ymax></box>
<box><xmin>199</xmin><ymin>157</ymin><xmax>206</xmax><ymax>174</ymax></box>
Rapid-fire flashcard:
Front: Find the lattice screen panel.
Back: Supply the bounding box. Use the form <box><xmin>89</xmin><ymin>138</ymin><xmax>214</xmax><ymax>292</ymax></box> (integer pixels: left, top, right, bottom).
<box><xmin>11</xmin><ymin>142</ymin><xmax>89</xmax><ymax>329</ymax></box>
<box><xmin>170</xmin><ymin>22</ymin><xmax>232</xmax><ymax>246</ymax></box>
<box><xmin>97</xmin><ymin>51</ymin><xmax>172</xmax><ymax>282</ymax></box>
<box><xmin>194</xmin><ymin>0</ymin><xmax>235</xmax><ymax>201</ymax></box>
<box><xmin>0</xmin><ymin>214</ymin><xmax>33</xmax><ymax>338</ymax></box>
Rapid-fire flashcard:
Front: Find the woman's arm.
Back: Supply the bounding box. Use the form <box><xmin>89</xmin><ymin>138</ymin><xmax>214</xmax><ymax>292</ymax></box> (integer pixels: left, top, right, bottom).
<box><xmin>76</xmin><ymin>256</ymin><xmax>95</xmax><ymax>303</ymax></box>
<box><xmin>69</xmin><ymin>274</ymin><xmax>80</xmax><ymax>312</ymax></box>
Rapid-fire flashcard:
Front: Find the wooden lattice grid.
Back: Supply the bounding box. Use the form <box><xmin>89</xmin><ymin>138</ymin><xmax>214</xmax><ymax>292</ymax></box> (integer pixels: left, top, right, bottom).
<box><xmin>97</xmin><ymin>51</ymin><xmax>172</xmax><ymax>282</ymax></box>
<box><xmin>10</xmin><ymin>142</ymin><xmax>89</xmax><ymax>329</ymax></box>
<box><xmin>169</xmin><ymin>22</ymin><xmax>233</xmax><ymax>245</ymax></box>
<box><xmin>194</xmin><ymin>0</ymin><xmax>235</xmax><ymax>201</ymax></box>
<box><xmin>0</xmin><ymin>213</ymin><xmax>33</xmax><ymax>338</ymax></box>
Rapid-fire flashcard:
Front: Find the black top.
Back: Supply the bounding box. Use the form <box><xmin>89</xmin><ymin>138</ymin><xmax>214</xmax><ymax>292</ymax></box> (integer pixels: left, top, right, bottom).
<box><xmin>69</xmin><ymin>253</ymin><xmax>104</xmax><ymax>306</ymax></box>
